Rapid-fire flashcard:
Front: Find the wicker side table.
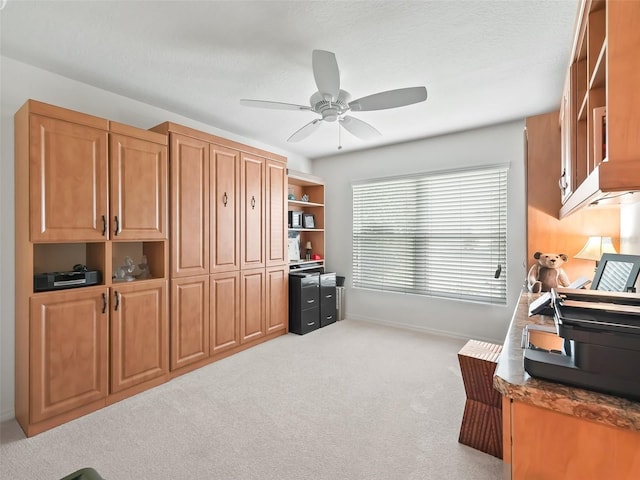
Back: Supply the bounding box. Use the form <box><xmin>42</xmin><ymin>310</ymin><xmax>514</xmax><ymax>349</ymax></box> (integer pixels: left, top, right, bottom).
<box><xmin>458</xmin><ymin>339</ymin><xmax>503</xmax><ymax>458</ymax></box>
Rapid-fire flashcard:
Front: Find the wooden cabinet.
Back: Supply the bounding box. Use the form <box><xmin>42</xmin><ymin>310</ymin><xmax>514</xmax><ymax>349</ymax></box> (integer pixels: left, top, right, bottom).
<box><xmin>210</xmin><ymin>143</ymin><xmax>240</xmax><ymax>273</ymax></box>
<box><xmin>560</xmin><ymin>0</ymin><xmax>640</xmax><ymax>217</ymax></box>
<box><xmin>15</xmin><ymin>100</ymin><xmax>170</xmax><ymax>437</ymax></box>
<box><xmin>266</xmin><ymin>160</ymin><xmax>287</xmax><ymax>267</ymax></box>
<box><xmin>241</xmin><ymin>153</ymin><xmax>266</xmax><ymax>270</ymax></box>
<box><xmin>287</xmin><ymin>170</ymin><xmax>326</xmax><ymax>272</ymax></box>
<box><xmin>28</xmin><ymin>113</ymin><xmax>109</xmax><ymax>242</ymax></box>
<box><xmin>266</xmin><ymin>265</ymin><xmax>288</xmax><ymax>334</ymax></box>
<box><xmin>169</xmin><ymin>133</ymin><xmax>210</xmax><ymax>277</ymax></box>
<box><xmin>150</xmin><ymin>122</ymin><xmax>288</xmax><ymax>376</ymax></box>
<box><xmin>171</xmin><ymin>275</ymin><xmax>210</xmax><ymax>370</ymax></box>
<box><xmin>240</xmin><ymin>268</ymin><xmax>266</xmax><ymax>343</ymax></box>
<box><xmin>29</xmin><ymin>288</ymin><xmax>109</xmax><ymax>425</ymax></box>
<box><xmin>210</xmin><ymin>271</ymin><xmax>240</xmax><ymax>354</ymax></box>
<box><xmin>110</xmin><ymin>279</ymin><xmax>168</xmax><ymax>396</ymax></box>
<box><xmin>109</xmin><ymin>128</ymin><xmax>168</xmax><ymax>240</ymax></box>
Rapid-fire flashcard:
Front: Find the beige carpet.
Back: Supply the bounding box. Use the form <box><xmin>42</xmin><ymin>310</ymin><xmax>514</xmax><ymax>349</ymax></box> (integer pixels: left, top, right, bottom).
<box><xmin>0</xmin><ymin>319</ymin><xmax>503</xmax><ymax>479</ymax></box>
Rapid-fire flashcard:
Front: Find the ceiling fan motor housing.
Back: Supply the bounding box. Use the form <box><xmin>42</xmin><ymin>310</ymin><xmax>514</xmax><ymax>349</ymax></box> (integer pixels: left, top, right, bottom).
<box><xmin>310</xmin><ymin>89</ymin><xmax>351</xmax><ymax>122</ymax></box>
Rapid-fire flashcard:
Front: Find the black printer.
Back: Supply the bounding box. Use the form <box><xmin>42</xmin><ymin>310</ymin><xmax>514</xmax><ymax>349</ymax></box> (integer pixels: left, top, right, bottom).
<box><xmin>524</xmin><ymin>288</ymin><xmax>640</xmax><ymax>401</ymax></box>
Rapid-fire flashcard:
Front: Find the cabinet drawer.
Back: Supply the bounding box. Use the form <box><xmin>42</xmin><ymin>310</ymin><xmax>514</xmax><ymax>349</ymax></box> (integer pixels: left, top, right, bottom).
<box><xmin>289</xmin><ymin>306</ymin><xmax>319</xmax><ymax>335</ymax></box>
<box><xmin>320</xmin><ymin>303</ymin><xmax>337</xmax><ymax>327</ymax></box>
<box><xmin>320</xmin><ymin>286</ymin><xmax>336</xmax><ymax>305</ymax></box>
<box><xmin>300</xmin><ymin>285</ymin><xmax>319</xmax><ymax>310</ymax></box>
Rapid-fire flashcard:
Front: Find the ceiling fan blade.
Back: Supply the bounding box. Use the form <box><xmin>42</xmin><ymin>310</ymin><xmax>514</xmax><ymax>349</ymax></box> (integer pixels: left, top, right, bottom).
<box><xmin>349</xmin><ymin>86</ymin><xmax>428</xmax><ymax>111</ymax></box>
<box><xmin>287</xmin><ymin>119</ymin><xmax>323</xmax><ymax>142</ymax></box>
<box><xmin>312</xmin><ymin>50</ymin><xmax>340</xmax><ymax>101</ymax></box>
<box><xmin>240</xmin><ymin>99</ymin><xmax>311</xmax><ymax>111</ymax></box>
<box><xmin>339</xmin><ymin>115</ymin><xmax>381</xmax><ymax>140</ymax></box>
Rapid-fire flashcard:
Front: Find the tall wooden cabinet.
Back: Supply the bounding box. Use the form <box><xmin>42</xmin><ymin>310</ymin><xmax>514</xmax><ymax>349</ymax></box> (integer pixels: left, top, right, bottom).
<box><xmin>15</xmin><ymin>100</ymin><xmax>169</xmax><ymax>437</ymax></box>
<box><xmin>150</xmin><ymin>122</ymin><xmax>288</xmax><ymax>376</ymax></box>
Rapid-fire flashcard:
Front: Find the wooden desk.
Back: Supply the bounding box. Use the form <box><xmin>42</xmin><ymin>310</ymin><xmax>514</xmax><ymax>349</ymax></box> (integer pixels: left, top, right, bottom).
<box><xmin>494</xmin><ymin>292</ymin><xmax>640</xmax><ymax>479</ymax></box>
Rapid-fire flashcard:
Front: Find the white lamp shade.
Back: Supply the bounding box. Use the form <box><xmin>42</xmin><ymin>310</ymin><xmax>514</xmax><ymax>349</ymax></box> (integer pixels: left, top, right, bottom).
<box><xmin>305</xmin><ymin>241</ymin><xmax>312</xmax><ymax>250</ymax></box>
<box><xmin>574</xmin><ymin>236</ymin><xmax>617</xmax><ymax>261</ymax></box>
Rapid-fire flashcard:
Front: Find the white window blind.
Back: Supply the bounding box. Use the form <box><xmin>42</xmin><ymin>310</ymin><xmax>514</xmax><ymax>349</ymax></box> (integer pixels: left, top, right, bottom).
<box><xmin>352</xmin><ymin>166</ymin><xmax>508</xmax><ymax>304</ymax></box>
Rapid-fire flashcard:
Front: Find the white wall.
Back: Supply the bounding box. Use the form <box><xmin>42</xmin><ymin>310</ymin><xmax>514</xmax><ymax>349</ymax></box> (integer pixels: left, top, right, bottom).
<box><xmin>312</xmin><ymin>120</ymin><xmax>527</xmax><ymax>343</ymax></box>
<box><xmin>0</xmin><ymin>57</ymin><xmax>312</xmax><ymax>420</ymax></box>
<box><xmin>621</xmin><ymin>203</ymin><xmax>640</xmax><ymax>254</ymax></box>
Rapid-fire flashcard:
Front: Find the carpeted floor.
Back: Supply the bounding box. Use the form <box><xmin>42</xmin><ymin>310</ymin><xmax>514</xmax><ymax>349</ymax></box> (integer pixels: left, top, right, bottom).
<box><xmin>0</xmin><ymin>320</ymin><xmax>503</xmax><ymax>479</ymax></box>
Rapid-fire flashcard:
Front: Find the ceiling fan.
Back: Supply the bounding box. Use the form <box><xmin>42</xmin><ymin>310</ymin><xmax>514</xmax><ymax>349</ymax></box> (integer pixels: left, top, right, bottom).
<box><xmin>240</xmin><ymin>50</ymin><xmax>428</xmax><ymax>147</ymax></box>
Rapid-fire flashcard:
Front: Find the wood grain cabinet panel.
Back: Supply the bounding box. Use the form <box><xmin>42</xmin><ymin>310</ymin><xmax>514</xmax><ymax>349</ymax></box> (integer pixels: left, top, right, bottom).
<box><xmin>266</xmin><ymin>160</ymin><xmax>287</xmax><ymax>267</ymax></box>
<box><xmin>29</xmin><ymin>288</ymin><xmax>109</xmax><ymax>423</ymax></box>
<box><xmin>170</xmin><ymin>134</ymin><xmax>209</xmax><ymax>277</ymax></box>
<box><xmin>171</xmin><ymin>275</ymin><xmax>210</xmax><ymax>369</ymax></box>
<box><xmin>210</xmin><ymin>144</ymin><xmax>240</xmax><ymax>273</ymax></box>
<box><xmin>110</xmin><ymin>133</ymin><xmax>168</xmax><ymax>240</ymax></box>
<box><xmin>266</xmin><ymin>265</ymin><xmax>288</xmax><ymax>334</ymax></box>
<box><xmin>29</xmin><ymin>114</ymin><xmax>108</xmax><ymax>242</ymax></box>
<box><xmin>240</xmin><ymin>153</ymin><xmax>265</xmax><ymax>270</ymax></box>
<box><xmin>110</xmin><ymin>279</ymin><xmax>168</xmax><ymax>394</ymax></box>
<box><xmin>240</xmin><ymin>268</ymin><xmax>265</xmax><ymax>343</ymax></box>
<box><xmin>210</xmin><ymin>271</ymin><xmax>240</xmax><ymax>354</ymax></box>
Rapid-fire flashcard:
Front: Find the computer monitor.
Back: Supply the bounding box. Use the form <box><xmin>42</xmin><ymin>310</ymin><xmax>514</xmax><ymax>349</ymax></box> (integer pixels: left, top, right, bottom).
<box><xmin>591</xmin><ymin>253</ymin><xmax>640</xmax><ymax>293</ymax></box>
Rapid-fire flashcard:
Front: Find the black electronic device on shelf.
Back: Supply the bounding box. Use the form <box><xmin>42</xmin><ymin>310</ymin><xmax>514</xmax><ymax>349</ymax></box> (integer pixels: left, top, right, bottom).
<box><xmin>34</xmin><ymin>265</ymin><xmax>101</xmax><ymax>292</ymax></box>
<box><xmin>523</xmin><ymin>288</ymin><xmax>640</xmax><ymax>400</ymax></box>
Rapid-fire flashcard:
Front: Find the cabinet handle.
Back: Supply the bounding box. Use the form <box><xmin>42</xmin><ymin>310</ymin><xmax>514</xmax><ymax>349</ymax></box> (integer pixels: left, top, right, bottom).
<box><xmin>114</xmin><ymin>291</ymin><xmax>120</xmax><ymax>311</ymax></box>
<box><xmin>326</xmin><ymin>315</ymin><xmax>333</xmax><ymax>320</ymax></box>
<box><xmin>223</xmin><ymin>192</ymin><xmax>228</xmax><ymax>206</ymax></box>
<box><xmin>114</xmin><ymin>215</ymin><xmax>120</xmax><ymax>236</ymax></box>
<box><xmin>102</xmin><ymin>292</ymin><xmax>107</xmax><ymax>314</ymax></box>
<box><xmin>325</xmin><ymin>294</ymin><xmax>333</xmax><ymax>299</ymax></box>
<box><xmin>306</xmin><ymin>299</ymin><xmax>315</xmax><ymax>304</ymax></box>
<box><xmin>558</xmin><ymin>168</ymin><xmax>568</xmax><ymax>195</ymax></box>
<box><xmin>307</xmin><ymin>322</ymin><xmax>316</xmax><ymax>326</ymax></box>
<box><xmin>101</xmin><ymin>215</ymin><xmax>107</xmax><ymax>236</ymax></box>
<box><xmin>251</xmin><ymin>195</ymin><xmax>256</xmax><ymax>210</ymax></box>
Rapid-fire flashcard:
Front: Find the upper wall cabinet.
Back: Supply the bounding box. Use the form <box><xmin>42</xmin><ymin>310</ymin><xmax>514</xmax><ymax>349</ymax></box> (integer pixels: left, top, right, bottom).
<box><xmin>560</xmin><ymin>0</ymin><xmax>640</xmax><ymax>217</ymax></box>
<box><xmin>109</xmin><ymin>124</ymin><xmax>168</xmax><ymax>240</ymax></box>
<box><xmin>28</xmin><ymin>112</ymin><xmax>109</xmax><ymax>242</ymax></box>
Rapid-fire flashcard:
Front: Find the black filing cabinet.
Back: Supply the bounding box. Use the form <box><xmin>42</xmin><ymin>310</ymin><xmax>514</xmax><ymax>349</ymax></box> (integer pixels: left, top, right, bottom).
<box><xmin>320</xmin><ymin>272</ymin><xmax>337</xmax><ymax>327</ymax></box>
<box><xmin>289</xmin><ymin>272</ymin><xmax>320</xmax><ymax>335</ymax></box>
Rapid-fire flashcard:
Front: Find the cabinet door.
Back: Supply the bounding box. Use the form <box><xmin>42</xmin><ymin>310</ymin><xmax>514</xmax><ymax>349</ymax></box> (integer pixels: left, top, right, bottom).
<box><xmin>110</xmin><ymin>280</ymin><xmax>168</xmax><ymax>394</ymax></box>
<box><xmin>211</xmin><ymin>144</ymin><xmax>240</xmax><ymax>273</ymax></box>
<box><xmin>29</xmin><ymin>114</ymin><xmax>108</xmax><ymax>242</ymax></box>
<box><xmin>240</xmin><ymin>268</ymin><xmax>265</xmax><ymax>343</ymax></box>
<box><xmin>240</xmin><ymin>153</ymin><xmax>265</xmax><ymax>270</ymax></box>
<box><xmin>266</xmin><ymin>160</ymin><xmax>287</xmax><ymax>267</ymax></box>
<box><xmin>171</xmin><ymin>275</ymin><xmax>210</xmax><ymax>370</ymax></box>
<box><xmin>266</xmin><ymin>265</ymin><xmax>288</xmax><ymax>334</ymax></box>
<box><xmin>29</xmin><ymin>288</ymin><xmax>109</xmax><ymax>423</ymax></box>
<box><xmin>210</xmin><ymin>271</ymin><xmax>240</xmax><ymax>354</ymax></box>
<box><xmin>170</xmin><ymin>134</ymin><xmax>210</xmax><ymax>277</ymax></box>
<box><xmin>110</xmin><ymin>133</ymin><xmax>168</xmax><ymax>240</ymax></box>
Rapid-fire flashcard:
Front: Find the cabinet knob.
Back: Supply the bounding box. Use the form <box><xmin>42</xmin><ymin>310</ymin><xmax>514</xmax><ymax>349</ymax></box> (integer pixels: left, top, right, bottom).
<box><xmin>114</xmin><ymin>215</ymin><xmax>120</xmax><ymax>236</ymax></box>
<box><xmin>114</xmin><ymin>291</ymin><xmax>120</xmax><ymax>311</ymax></box>
<box><xmin>251</xmin><ymin>195</ymin><xmax>256</xmax><ymax>210</ymax></box>
<box><xmin>102</xmin><ymin>292</ymin><xmax>107</xmax><ymax>314</ymax></box>
<box><xmin>223</xmin><ymin>192</ymin><xmax>228</xmax><ymax>207</ymax></box>
<box><xmin>101</xmin><ymin>215</ymin><xmax>107</xmax><ymax>236</ymax></box>
<box><xmin>558</xmin><ymin>168</ymin><xmax>568</xmax><ymax>194</ymax></box>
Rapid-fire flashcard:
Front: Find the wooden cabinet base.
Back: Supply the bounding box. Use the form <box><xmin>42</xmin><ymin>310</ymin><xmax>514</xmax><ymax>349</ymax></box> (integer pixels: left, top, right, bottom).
<box><xmin>106</xmin><ymin>374</ymin><xmax>169</xmax><ymax>405</ymax></box>
<box><xmin>18</xmin><ymin>397</ymin><xmax>106</xmax><ymax>438</ymax></box>
<box><xmin>507</xmin><ymin>400</ymin><xmax>640</xmax><ymax>479</ymax></box>
<box><xmin>169</xmin><ymin>328</ymin><xmax>287</xmax><ymax>379</ymax></box>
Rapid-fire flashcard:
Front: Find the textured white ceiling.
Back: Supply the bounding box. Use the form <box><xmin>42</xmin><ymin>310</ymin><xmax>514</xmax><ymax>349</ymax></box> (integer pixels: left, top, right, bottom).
<box><xmin>1</xmin><ymin>0</ymin><xmax>578</xmax><ymax>159</ymax></box>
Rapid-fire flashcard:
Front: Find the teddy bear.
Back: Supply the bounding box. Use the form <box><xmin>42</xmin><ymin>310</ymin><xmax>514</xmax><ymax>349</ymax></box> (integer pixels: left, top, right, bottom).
<box><xmin>527</xmin><ymin>251</ymin><xmax>571</xmax><ymax>293</ymax></box>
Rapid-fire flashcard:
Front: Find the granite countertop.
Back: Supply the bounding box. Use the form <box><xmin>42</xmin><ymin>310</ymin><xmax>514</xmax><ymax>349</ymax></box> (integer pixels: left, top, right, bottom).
<box><xmin>493</xmin><ymin>291</ymin><xmax>640</xmax><ymax>432</ymax></box>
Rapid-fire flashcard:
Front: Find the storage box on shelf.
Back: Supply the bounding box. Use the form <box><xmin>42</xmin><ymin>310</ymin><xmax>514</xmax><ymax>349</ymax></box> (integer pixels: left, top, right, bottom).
<box><xmin>559</xmin><ymin>0</ymin><xmax>640</xmax><ymax>218</ymax></box>
<box><xmin>287</xmin><ymin>169</ymin><xmax>325</xmax><ymax>273</ymax></box>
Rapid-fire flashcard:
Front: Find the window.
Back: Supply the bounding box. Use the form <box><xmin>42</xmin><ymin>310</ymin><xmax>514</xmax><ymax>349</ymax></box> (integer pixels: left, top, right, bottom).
<box><xmin>352</xmin><ymin>166</ymin><xmax>508</xmax><ymax>304</ymax></box>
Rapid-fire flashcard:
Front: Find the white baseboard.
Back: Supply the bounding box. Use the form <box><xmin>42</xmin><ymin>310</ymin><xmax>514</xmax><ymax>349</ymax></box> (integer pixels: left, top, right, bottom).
<box><xmin>345</xmin><ymin>314</ymin><xmax>502</xmax><ymax>344</ymax></box>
